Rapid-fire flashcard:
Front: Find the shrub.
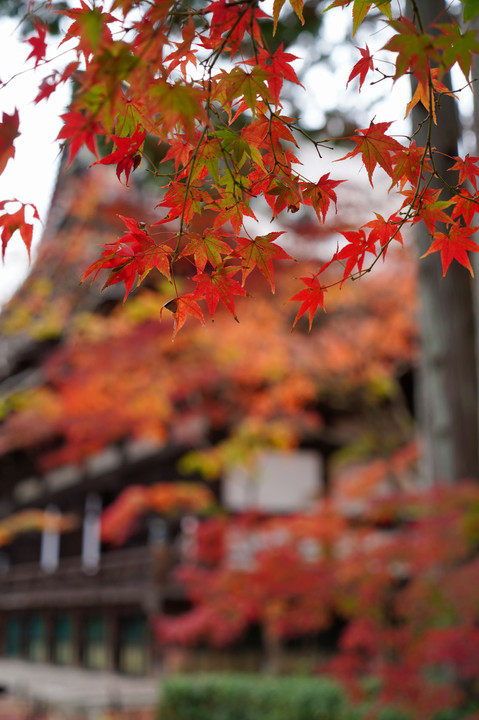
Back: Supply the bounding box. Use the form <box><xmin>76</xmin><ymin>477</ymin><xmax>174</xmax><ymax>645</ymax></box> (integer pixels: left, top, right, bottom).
<box><xmin>158</xmin><ymin>674</ymin><xmax>349</xmax><ymax>720</ymax></box>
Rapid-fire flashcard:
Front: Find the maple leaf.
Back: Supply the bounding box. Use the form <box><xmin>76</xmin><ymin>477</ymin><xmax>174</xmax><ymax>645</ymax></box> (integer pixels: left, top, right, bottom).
<box><xmin>161</xmin><ymin>135</ymin><xmax>193</xmax><ymax>173</ymax></box>
<box><xmin>401</xmin><ymin>187</ymin><xmax>453</xmax><ymax>234</ymax></box>
<box><xmin>339</xmin><ymin>121</ymin><xmax>403</xmax><ymax>186</ymax></box>
<box><xmin>246</xmin><ymin>45</ymin><xmax>302</xmax><ymax>107</ymax></box>
<box><xmin>272</xmin><ymin>0</ymin><xmax>304</xmax><ymax>34</ymax></box>
<box><xmin>289</xmin><ymin>275</ymin><xmax>326</xmax><ymax>331</ymax></box>
<box><xmin>405</xmin><ymin>68</ymin><xmax>456</xmax><ymax>124</ymax></box>
<box><xmin>182</xmin><ymin>231</ymin><xmax>232</xmax><ymax>272</ymax></box>
<box><xmin>192</xmin><ymin>266</ymin><xmax>246</xmax><ymax>319</ymax></box>
<box><xmin>450</xmin><ymin>154</ymin><xmax>479</xmax><ymax>191</ymax></box>
<box><xmin>462</xmin><ymin>0</ymin><xmax>479</xmax><ymax>22</ymax></box>
<box><xmin>57</xmin><ymin>111</ymin><xmax>103</xmax><ymax>166</ymax></box>
<box><xmin>162</xmin><ymin>294</ymin><xmax>206</xmax><ymax>339</ymax></box>
<box><xmin>347</xmin><ymin>45</ymin><xmax>374</xmax><ymax>91</ymax></box>
<box><xmin>335</xmin><ymin>228</ymin><xmax>376</xmax><ymax>281</ymax></box>
<box><xmin>59</xmin><ymin>1</ymin><xmax>116</xmax><ymax>57</ymax></box>
<box><xmin>391</xmin><ymin>142</ymin><xmax>430</xmax><ymax>190</ymax></box>
<box><xmin>25</xmin><ymin>21</ymin><xmax>48</xmax><ymax>68</ymax></box>
<box><xmin>362</xmin><ymin>213</ymin><xmax>403</xmax><ymax>259</ymax></box>
<box><xmin>213</xmin><ymin>67</ymin><xmax>271</xmax><ymax>120</ymax></box>
<box><xmin>233</xmin><ymin>232</ymin><xmax>293</xmax><ymax>292</ymax></box>
<box><xmin>0</xmin><ymin>109</ymin><xmax>20</xmax><ymax>176</ymax></box>
<box><xmin>435</xmin><ymin>22</ymin><xmax>479</xmax><ymax>80</ymax></box>
<box><xmin>164</xmin><ymin>16</ymin><xmax>197</xmax><ymax>77</ymax></box>
<box><xmin>326</xmin><ymin>0</ymin><xmax>391</xmax><ymax>36</ymax></box>
<box><xmin>265</xmin><ymin>175</ymin><xmax>302</xmax><ymax>218</ymax></box>
<box><xmin>82</xmin><ymin>215</ymin><xmax>171</xmax><ymax>298</ymax></box>
<box><xmin>451</xmin><ymin>190</ymin><xmax>477</xmax><ymax>226</ymax></box>
<box><xmin>384</xmin><ymin>16</ymin><xmax>440</xmax><ymax>89</ymax></box>
<box><xmin>34</xmin><ymin>62</ymin><xmax>79</xmax><ymax>105</ymax></box>
<box><xmin>301</xmin><ymin>174</ymin><xmax>345</xmax><ymax>222</ymax></box>
<box><xmin>204</xmin><ymin>0</ymin><xmax>267</xmax><ymax>55</ymax></box>
<box><xmin>410</xmin><ymin>189</ymin><xmax>454</xmax><ymax>234</ymax></box>
<box><xmin>0</xmin><ymin>202</ymin><xmax>39</xmax><ymax>259</ymax></box>
<box><xmin>422</xmin><ymin>222</ymin><xmax>479</xmax><ymax>276</ymax></box>
<box><xmin>146</xmin><ymin>82</ymin><xmax>206</xmax><ymax>138</ymax></box>
<box><xmin>92</xmin><ymin>124</ymin><xmax>146</xmax><ymax>184</ymax></box>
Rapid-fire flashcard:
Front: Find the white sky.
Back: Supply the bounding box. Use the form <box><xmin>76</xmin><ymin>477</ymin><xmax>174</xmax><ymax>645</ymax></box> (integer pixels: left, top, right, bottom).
<box><xmin>0</xmin><ymin>18</ymin><xmax>70</xmax><ymax>308</ymax></box>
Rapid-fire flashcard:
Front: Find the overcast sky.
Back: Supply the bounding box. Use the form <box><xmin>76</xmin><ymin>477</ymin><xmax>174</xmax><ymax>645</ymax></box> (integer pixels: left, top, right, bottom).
<box><xmin>0</xmin><ymin>18</ymin><xmax>70</xmax><ymax>307</ymax></box>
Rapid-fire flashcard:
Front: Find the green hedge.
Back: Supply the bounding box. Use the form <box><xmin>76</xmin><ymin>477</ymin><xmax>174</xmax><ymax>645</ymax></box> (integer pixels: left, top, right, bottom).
<box><xmin>158</xmin><ymin>673</ymin><xmax>479</xmax><ymax>720</ymax></box>
<box><xmin>158</xmin><ymin>674</ymin><xmax>352</xmax><ymax>720</ymax></box>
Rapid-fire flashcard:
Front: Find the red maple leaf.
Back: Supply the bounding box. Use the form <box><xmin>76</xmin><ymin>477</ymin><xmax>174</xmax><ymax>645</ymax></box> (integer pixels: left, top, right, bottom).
<box><xmin>246</xmin><ymin>44</ymin><xmax>302</xmax><ymax>106</ymax></box>
<box><xmin>92</xmin><ymin>125</ymin><xmax>146</xmax><ymax>184</ymax></box>
<box><xmin>25</xmin><ymin>20</ymin><xmax>48</xmax><ymax>68</ymax></box>
<box><xmin>340</xmin><ymin>121</ymin><xmax>403</xmax><ymax>186</ymax></box>
<box><xmin>422</xmin><ymin>222</ymin><xmax>479</xmax><ymax>276</ymax></box>
<box><xmin>391</xmin><ymin>141</ymin><xmax>430</xmax><ymax>189</ymax></box>
<box><xmin>57</xmin><ymin>111</ymin><xmax>103</xmax><ymax>166</ymax></box>
<box><xmin>233</xmin><ymin>231</ymin><xmax>293</xmax><ymax>291</ymax></box>
<box><xmin>289</xmin><ymin>275</ymin><xmax>326</xmax><ymax>331</ymax></box>
<box><xmin>451</xmin><ymin>190</ymin><xmax>477</xmax><ymax>226</ymax></box>
<box><xmin>192</xmin><ymin>266</ymin><xmax>246</xmax><ymax>319</ymax></box>
<box><xmin>182</xmin><ymin>230</ymin><xmax>232</xmax><ymax>273</ymax></box>
<box><xmin>401</xmin><ymin>188</ymin><xmax>453</xmax><ymax>234</ymax></box>
<box><xmin>162</xmin><ymin>294</ymin><xmax>206</xmax><ymax>338</ymax></box>
<box><xmin>301</xmin><ymin>174</ymin><xmax>345</xmax><ymax>222</ymax></box>
<box><xmin>0</xmin><ymin>201</ymin><xmax>39</xmax><ymax>259</ymax></box>
<box><xmin>362</xmin><ymin>213</ymin><xmax>403</xmax><ymax>259</ymax></box>
<box><xmin>347</xmin><ymin>45</ymin><xmax>374</xmax><ymax>91</ymax></box>
<box><xmin>335</xmin><ymin>229</ymin><xmax>376</xmax><ymax>281</ymax></box>
<box><xmin>34</xmin><ymin>62</ymin><xmax>79</xmax><ymax>105</ymax></box>
<box><xmin>82</xmin><ymin>215</ymin><xmax>171</xmax><ymax>299</ymax></box>
<box><xmin>450</xmin><ymin>154</ymin><xmax>479</xmax><ymax>191</ymax></box>
<box><xmin>0</xmin><ymin>109</ymin><xmax>20</xmax><ymax>176</ymax></box>
<box><xmin>59</xmin><ymin>1</ymin><xmax>115</xmax><ymax>57</ymax></box>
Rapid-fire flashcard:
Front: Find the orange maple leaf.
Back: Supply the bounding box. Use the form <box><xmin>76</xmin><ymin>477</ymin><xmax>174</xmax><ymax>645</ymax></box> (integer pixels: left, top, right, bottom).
<box><xmin>340</xmin><ymin>121</ymin><xmax>403</xmax><ymax>186</ymax></box>
<box><xmin>162</xmin><ymin>294</ymin><xmax>206</xmax><ymax>339</ymax></box>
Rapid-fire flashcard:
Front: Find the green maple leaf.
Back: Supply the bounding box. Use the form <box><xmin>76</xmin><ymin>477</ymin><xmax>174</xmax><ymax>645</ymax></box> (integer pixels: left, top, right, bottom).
<box><xmin>385</xmin><ymin>17</ymin><xmax>440</xmax><ymax>88</ymax></box>
<box><xmin>272</xmin><ymin>0</ymin><xmax>304</xmax><ymax>34</ymax></box>
<box><xmin>435</xmin><ymin>23</ymin><xmax>479</xmax><ymax>80</ymax></box>
<box><xmin>461</xmin><ymin>0</ymin><xmax>479</xmax><ymax>22</ymax></box>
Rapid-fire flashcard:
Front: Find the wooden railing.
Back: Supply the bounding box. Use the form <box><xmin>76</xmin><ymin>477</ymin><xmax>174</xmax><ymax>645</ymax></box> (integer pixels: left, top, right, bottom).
<box><xmin>0</xmin><ymin>545</ymin><xmax>179</xmax><ymax>610</ymax></box>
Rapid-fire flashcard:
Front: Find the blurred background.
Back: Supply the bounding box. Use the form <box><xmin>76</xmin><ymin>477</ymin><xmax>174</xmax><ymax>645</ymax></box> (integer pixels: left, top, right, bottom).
<box><xmin>0</xmin><ymin>1</ymin><xmax>478</xmax><ymax>720</ymax></box>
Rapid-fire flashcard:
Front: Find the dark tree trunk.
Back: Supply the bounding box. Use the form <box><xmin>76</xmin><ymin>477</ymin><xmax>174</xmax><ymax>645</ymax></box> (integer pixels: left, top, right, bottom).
<box><xmin>412</xmin><ymin>0</ymin><xmax>479</xmax><ymax>482</ymax></box>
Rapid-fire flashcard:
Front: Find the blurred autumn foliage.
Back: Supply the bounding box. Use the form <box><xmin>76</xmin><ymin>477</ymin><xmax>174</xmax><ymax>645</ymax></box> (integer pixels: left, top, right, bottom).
<box><xmin>0</xmin><ymin>168</ymin><xmax>417</xmax><ymax>476</ymax></box>
<box><xmin>0</xmin><ymin>164</ymin><xmax>429</xmax><ymax>714</ymax></box>
<box><xmin>0</xmin><ymin>508</ymin><xmax>77</xmax><ymax>547</ymax></box>
<box><xmin>100</xmin><ymin>483</ymin><xmax>215</xmax><ymax>545</ymax></box>
<box><xmin>155</xmin><ymin>473</ymin><xmax>479</xmax><ymax>720</ymax></box>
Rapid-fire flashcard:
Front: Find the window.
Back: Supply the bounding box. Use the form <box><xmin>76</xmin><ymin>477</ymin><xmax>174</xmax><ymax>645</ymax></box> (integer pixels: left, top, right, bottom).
<box><xmin>223</xmin><ymin>450</ymin><xmax>323</xmax><ymax>512</ymax></box>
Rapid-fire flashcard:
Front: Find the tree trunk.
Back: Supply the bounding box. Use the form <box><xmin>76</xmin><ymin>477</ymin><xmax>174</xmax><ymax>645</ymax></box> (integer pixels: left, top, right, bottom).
<box><xmin>412</xmin><ymin>0</ymin><xmax>479</xmax><ymax>482</ymax></box>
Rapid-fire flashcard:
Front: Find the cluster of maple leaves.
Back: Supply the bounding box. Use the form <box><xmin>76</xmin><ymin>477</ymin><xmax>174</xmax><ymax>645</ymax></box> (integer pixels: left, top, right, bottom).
<box><xmin>0</xmin><ymin>0</ymin><xmax>479</xmax><ymax>332</ymax></box>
